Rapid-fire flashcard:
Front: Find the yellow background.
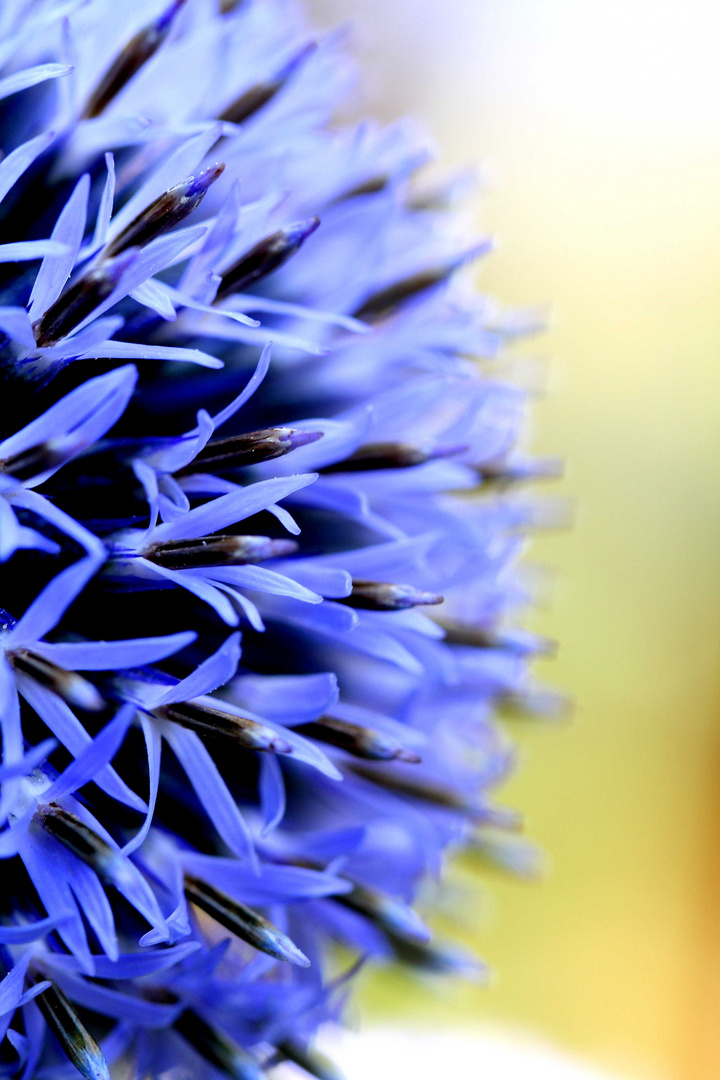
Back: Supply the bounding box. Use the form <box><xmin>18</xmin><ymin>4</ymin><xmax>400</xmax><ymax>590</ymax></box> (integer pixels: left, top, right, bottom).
<box><xmin>307</xmin><ymin>3</ymin><xmax>720</xmax><ymax>1078</ymax></box>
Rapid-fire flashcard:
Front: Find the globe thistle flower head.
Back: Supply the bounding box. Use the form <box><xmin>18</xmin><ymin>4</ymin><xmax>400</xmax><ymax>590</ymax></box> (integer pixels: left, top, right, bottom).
<box><xmin>0</xmin><ymin>2</ymin><xmax>558</xmax><ymax>1079</ymax></box>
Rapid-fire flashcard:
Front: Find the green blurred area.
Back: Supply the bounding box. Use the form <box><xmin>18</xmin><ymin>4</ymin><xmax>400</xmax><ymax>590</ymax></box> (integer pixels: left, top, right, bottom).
<box><xmin>308</xmin><ymin>2</ymin><xmax>720</xmax><ymax>1078</ymax></box>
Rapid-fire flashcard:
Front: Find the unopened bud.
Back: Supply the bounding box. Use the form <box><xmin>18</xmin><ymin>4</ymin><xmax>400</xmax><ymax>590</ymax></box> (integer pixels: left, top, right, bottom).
<box><xmin>155</xmin><ymin>700</ymin><xmax>292</xmax><ymax>753</ymax></box>
<box><xmin>104</xmin><ymin>164</ymin><xmax>225</xmax><ymax>258</ymax></box>
<box><xmin>39</xmin><ymin>805</ymin><xmax>117</xmax><ymax>875</ymax></box>
<box><xmin>184</xmin><ymin>876</ymin><xmax>309</xmax><ymax>965</ymax></box>
<box><xmin>295</xmin><ymin>715</ymin><xmax>420</xmax><ymax>762</ymax></box>
<box><xmin>178</xmin><ymin>427</ymin><xmax>322</xmax><ymax>473</ymax></box>
<box><xmin>33</xmin><ymin>251</ymin><xmax>135</xmax><ymax>347</ymax></box>
<box><xmin>175</xmin><ymin>1010</ymin><xmax>264</xmax><ymax>1080</ymax></box>
<box><xmin>475</xmin><ymin>456</ymin><xmax>563</xmax><ymax>488</ymax></box>
<box><xmin>12</xmin><ymin>650</ymin><xmax>105</xmax><ymax>712</ymax></box>
<box><xmin>82</xmin><ymin>0</ymin><xmax>189</xmax><ymax>119</ymax></box>
<box><xmin>334</xmin><ymin>880</ymin><xmax>429</xmax><ymax>945</ymax></box>
<box><xmin>385</xmin><ymin>935</ymin><xmax>486</xmax><ymax>980</ymax></box>
<box><xmin>353</xmin><ymin>246</ymin><xmax>487</xmax><ymax>321</ymax></box>
<box><xmin>321</xmin><ymin>441</ymin><xmax>465</xmax><ymax>474</ymax></box>
<box><xmin>339</xmin><ymin>580</ymin><xmax>443</xmax><ymax>612</ymax></box>
<box><xmin>218</xmin><ymin>43</ymin><xmax>317</xmax><ymax>125</ymax></box>
<box><xmin>347</xmin><ymin>763</ymin><xmax>520</xmax><ymax>828</ymax></box>
<box><xmin>275</xmin><ymin>1040</ymin><xmax>344</xmax><ymax>1080</ymax></box>
<box><xmin>216</xmin><ymin>218</ymin><xmax>320</xmax><ymax>300</ymax></box>
<box><xmin>439</xmin><ymin>621</ymin><xmax>557</xmax><ymax>657</ymax></box>
<box><xmin>0</xmin><ymin>433</ymin><xmax>86</xmax><ymax>482</ymax></box>
<box><xmin>145</xmin><ymin>534</ymin><xmax>297</xmax><ymax>570</ymax></box>
<box><xmin>30</xmin><ymin>976</ymin><xmax>111</xmax><ymax>1080</ymax></box>
<box><xmin>332</xmin><ymin>176</ymin><xmax>389</xmax><ymax>203</ymax></box>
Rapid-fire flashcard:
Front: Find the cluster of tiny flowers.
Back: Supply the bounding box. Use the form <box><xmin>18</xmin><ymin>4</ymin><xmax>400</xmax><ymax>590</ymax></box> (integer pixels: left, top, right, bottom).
<box><xmin>0</xmin><ymin>2</ymin><xmax>558</xmax><ymax>1079</ymax></box>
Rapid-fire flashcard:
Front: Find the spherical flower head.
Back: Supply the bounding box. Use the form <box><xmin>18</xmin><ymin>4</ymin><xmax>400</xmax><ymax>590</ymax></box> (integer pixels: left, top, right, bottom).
<box><xmin>0</xmin><ymin>3</ymin><xmax>558</xmax><ymax>1079</ymax></box>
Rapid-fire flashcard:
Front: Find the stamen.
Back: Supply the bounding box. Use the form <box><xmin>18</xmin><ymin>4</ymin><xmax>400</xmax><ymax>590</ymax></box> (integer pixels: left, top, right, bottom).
<box><xmin>177</xmin><ymin>427</ymin><xmax>323</xmax><ymax>473</ymax></box>
<box><xmin>81</xmin><ymin>0</ymin><xmax>189</xmax><ymax>119</ymax></box>
<box><xmin>104</xmin><ymin>165</ymin><xmax>225</xmax><ymax>258</ymax></box>
<box><xmin>333</xmin><ymin>880</ymin><xmax>428</xmax><ymax>944</ymax></box>
<box><xmin>320</xmin><ymin>441</ymin><xmax>464</xmax><ymax>473</ymax></box>
<box><xmin>12</xmin><ymin>650</ymin><xmax>105</xmax><ymax>712</ymax></box>
<box><xmin>184</xmin><ymin>876</ymin><xmax>309</xmax><ymax>965</ymax></box>
<box><xmin>144</xmin><ymin>535</ymin><xmax>298</xmax><ymax>569</ymax></box>
<box><xmin>294</xmin><ymin>715</ymin><xmax>421</xmax><ymax>762</ymax></box>
<box><xmin>338</xmin><ymin>580</ymin><xmax>443</xmax><ymax>612</ymax></box>
<box><xmin>215</xmin><ymin>218</ymin><xmax>320</xmax><ymax>300</ymax></box>
<box><xmin>154</xmin><ymin>701</ymin><xmax>292</xmax><ymax>752</ymax></box>
<box><xmin>30</xmin><ymin>976</ymin><xmax>111</xmax><ymax>1080</ymax></box>
<box><xmin>174</xmin><ymin>1009</ymin><xmax>264</xmax><ymax>1080</ymax></box>
<box><xmin>218</xmin><ymin>43</ymin><xmax>317</xmax><ymax>125</ymax></box>
<box><xmin>32</xmin><ymin>252</ymin><xmax>135</xmax><ymax>347</ymax></box>
<box><xmin>275</xmin><ymin>1040</ymin><xmax>343</xmax><ymax>1080</ymax></box>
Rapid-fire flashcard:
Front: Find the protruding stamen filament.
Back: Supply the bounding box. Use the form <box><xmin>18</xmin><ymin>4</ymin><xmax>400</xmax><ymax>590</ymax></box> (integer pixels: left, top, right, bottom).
<box><xmin>294</xmin><ymin>715</ymin><xmax>421</xmax><ymax>762</ymax></box>
<box><xmin>33</xmin><ymin>253</ymin><xmax>134</xmax><ymax>347</ymax></box>
<box><xmin>184</xmin><ymin>876</ymin><xmax>309</xmax><ymax>965</ymax></box>
<box><xmin>175</xmin><ymin>1009</ymin><xmax>264</xmax><ymax>1080</ymax></box>
<box><xmin>81</xmin><ymin>0</ymin><xmax>189</xmax><ymax>119</ymax></box>
<box><xmin>145</xmin><ymin>535</ymin><xmax>298</xmax><ymax>569</ymax></box>
<box><xmin>39</xmin><ymin>806</ymin><xmax>117</xmax><ymax>874</ymax></box>
<box><xmin>347</xmin><ymin>763</ymin><xmax>521</xmax><ymax>828</ymax></box>
<box><xmin>216</xmin><ymin>219</ymin><xmax>320</xmax><ymax>300</ymax></box>
<box><xmin>320</xmin><ymin>441</ymin><xmax>463</xmax><ymax>473</ymax></box>
<box><xmin>104</xmin><ymin>165</ymin><xmax>225</xmax><ymax>258</ymax></box>
<box><xmin>31</xmin><ymin>976</ymin><xmax>111</xmax><ymax>1080</ymax></box>
<box><xmin>12</xmin><ymin>650</ymin><xmax>105</xmax><ymax>712</ymax></box>
<box><xmin>333</xmin><ymin>880</ymin><xmax>429</xmax><ymax>945</ymax></box>
<box><xmin>177</xmin><ymin>427</ymin><xmax>322</xmax><ymax>473</ymax></box>
<box><xmin>338</xmin><ymin>580</ymin><xmax>443</xmax><ymax>612</ymax></box>
<box><xmin>218</xmin><ymin>43</ymin><xmax>317</xmax><ymax>125</ymax></box>
<box><xmin>275</xmin><ymin>1040</ymin><xmax>344</xmax><ymax>1080</ymax></box>
<box><xmin>154</xmin><ymin>701</ymin><xmax>292</xmax><ymax>752</ymax></box>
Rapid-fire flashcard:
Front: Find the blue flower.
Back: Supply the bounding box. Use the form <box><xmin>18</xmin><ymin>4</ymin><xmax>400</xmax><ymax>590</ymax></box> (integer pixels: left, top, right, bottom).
<box><xmin>0</xmin><ymin>2</ymin><xmax>558</xmax><ymax>1078</ymax></box>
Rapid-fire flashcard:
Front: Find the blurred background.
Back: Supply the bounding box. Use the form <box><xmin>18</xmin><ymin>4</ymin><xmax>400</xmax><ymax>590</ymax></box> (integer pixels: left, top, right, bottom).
<box><xmin>305</xmin><ymin>2</ymin><xmax>720</xmax><ymax>1078</ymax></box>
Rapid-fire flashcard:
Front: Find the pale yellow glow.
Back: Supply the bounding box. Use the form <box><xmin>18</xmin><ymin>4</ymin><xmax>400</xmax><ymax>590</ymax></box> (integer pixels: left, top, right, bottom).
<box><xmin>307</xmin><ymin>2</ymin><xmax>720</xmax><ymax>1079</ymax></box>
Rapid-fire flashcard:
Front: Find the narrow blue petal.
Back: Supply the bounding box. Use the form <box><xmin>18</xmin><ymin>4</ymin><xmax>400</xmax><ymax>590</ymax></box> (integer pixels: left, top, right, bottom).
<box><xmin>162</xmin><ymin>723</ymin><xmax>256</xmax><ymax>865</ymax></box>
<box><xmin>152</xmin><ymin>474</ymin><xmax>318</xmax><ymax>544</ymax></box>
<box><xmin>42</xmin><ymin>705</ymin><xmax>135</xmax><ymax>802</ymax></box>
<box><xmin>0</xmin><ymin>240</ymin><xmax>69</xmax><ymax>262</ymax></box>
<box><xmin>154</xmin><ymin>632</ymin><xmax>241</xmax><ymax>705</ymax></box>
<box><xmin>258</xmin><ymin>753</ymin><xmax>286</xmax><ymax>835</ymax></box>
<box><xmin>29</xmin><ymin>173</ymin><xmax>90</xmax><ymax>320</ymax></box>
<box><xmin>0</xmin><ymin>63</ymin><xmax>72</xmax><ymax>101</ymax></box>
<box><xmin>226</xmin><ymin>672</ymin><xmax>339</xmax><ymax>726</ymax></box>
<box><xmin>15</xmin><ymin>676</ymin><xmax>146</xmax><ymax>812</ymax></box>
<box><xmin>0</xmin><ymin>915</ymin><xmax>70</xmax><ymax>944</ymax></box>
<box><xmin>35</xmin><ymin>630</ymin><xmax>196</xmax><ymax>672</ymax></box>
<box><xmin>0</xmin><ymin>132</ymin><xmax>55</xmax><ymax>205</ymax></box>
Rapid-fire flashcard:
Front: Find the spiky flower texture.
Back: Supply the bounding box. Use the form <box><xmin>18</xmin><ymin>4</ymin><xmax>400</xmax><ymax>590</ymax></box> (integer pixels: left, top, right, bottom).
<box><xmin>0</xmin><ymin>3</ymin><xmax>557</xmax><ymax>1079</ymax></box>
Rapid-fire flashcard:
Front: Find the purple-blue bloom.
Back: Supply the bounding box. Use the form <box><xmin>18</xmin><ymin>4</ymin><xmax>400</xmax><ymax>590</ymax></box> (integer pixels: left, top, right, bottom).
<box><xmin>0</xmin><ymin>1</ymin><xmax>558</xmax><ymax>1077</ymax></box>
